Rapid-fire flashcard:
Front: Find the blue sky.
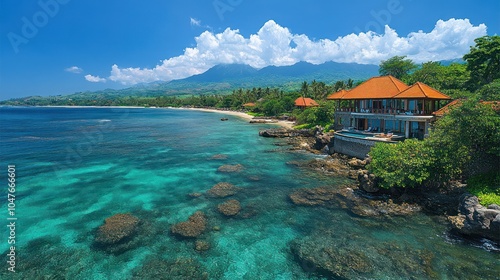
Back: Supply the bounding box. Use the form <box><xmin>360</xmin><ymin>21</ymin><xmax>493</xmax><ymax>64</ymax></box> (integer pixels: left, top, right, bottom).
<box><xmin>1</xmin><ymin>0</ymin><xmax>499</xmax><ymax>100</ymax></box>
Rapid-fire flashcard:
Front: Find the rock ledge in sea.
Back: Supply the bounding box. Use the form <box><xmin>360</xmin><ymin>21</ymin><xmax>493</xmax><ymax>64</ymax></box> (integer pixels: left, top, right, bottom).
<box><xmin>217</xmin><ymin>164</ymin><xmax>244</xmax><ymax>173</ymax></box>
<box><xmin>217</xmin><ymin>199</ymin><xmax>242</xmax><ymax>216</ymax></box>
<box><xmin>95</xmin><ymin>213</ymin><xmax>140</xmax><ymax>245</ymax></box>
<box><xmin>171</xmin><ymin>211</ymin><xmax>208</xmax><ymax>238</ymax></box>
<box><xmin>448</xmin><ymin>194</ymin><xmax>500</xmax><ymax>242</ymax></box>
<box><xmin>206</xmin><ymin>182</ymin><xmax>240</xmax><ymax>198</ymax></box>
<box><xmin>289</xmin><ymin>186</ymin><xmax>421</xmax><ymax>217</ymax></box>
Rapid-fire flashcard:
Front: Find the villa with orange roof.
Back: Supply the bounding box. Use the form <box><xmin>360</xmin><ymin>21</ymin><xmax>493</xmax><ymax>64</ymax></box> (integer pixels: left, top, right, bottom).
<box><xmin>327</xmin><ymin>75</ymin><xmax>451</xmax><ymax>140</ymax></box>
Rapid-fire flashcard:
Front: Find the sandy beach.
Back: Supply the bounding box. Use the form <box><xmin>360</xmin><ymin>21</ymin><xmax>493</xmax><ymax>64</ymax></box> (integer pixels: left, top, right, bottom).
<box><xmin>171</xmin><ymin>107</ymin><xmax>296</xmax><ymax>129</ymax></box>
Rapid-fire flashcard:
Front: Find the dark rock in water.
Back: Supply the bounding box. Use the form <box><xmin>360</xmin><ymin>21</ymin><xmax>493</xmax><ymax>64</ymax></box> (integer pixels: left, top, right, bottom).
<box><xmin>357</xmin><ymin>170</ymin><xmax>380</xmax><ymax>193</ymax></box>
<box><xmin>195</xmin><ymin>240</ymin><xmax>211</xmax><ymax>252</ymax></box>
<box><xmin>289</xmin><ymin>186</ymin><xmax>341</xmax><ymax>206</ymax></box>
<box><xmin>448</xmin><ymin>194</ymin><xmax>500</xmax><ymax>242</ymax></box>
<box><xmin>132</xmin><ymin>258</ymin><xmax>208</xmax><ymax>280</ymax></box>
<box><xmin>312</xmin><ymin>131</ymin><xmax>332</xmax><ymax>151</ymax></box>
<box><xmin>259</xmin><ymin>128</ymin><xmax>294</xmax><ymax>138</ymax></box>
<box><xmin>259</xmin><ymin>128</ymin><xmax>316</xmax><ymax>138</ymax></box>
<box><xmin>217</xmin><ymin>164</ymin><xmax>244</xmax><ymax>173</ymax></box>
<box><xmin>217</xmin><ymin>199</ymin><xmax>242</xmax><ymax>216</ymax></box>
<box><xmin>188</xmin><ymin>192</ymin><xmax>203</xmax><ymax>198</ymax></box>
<box><xmin>290</xmin><ymin>237</ymin><xmax>374</xmax><ymax>279</ymax></box>
<box><xmin>210</xmin><ymin>154</ymin><xmax>228</xmax><ymax>160</ymax></box>
<box><xmin>289</xmin><ymin>186</ymin><xmax>421</xmax><ymax>217</ymax></box>
<box><xmin>287</xmin><ymin>158</ymin><xmax>351</xmax><ymax>177</ymax></box>
<box><xmin>95</xmin><ymin>213</ymin><xmax>139</xmax><ymax>245</ymax></box>
<box><xmin>171</xmin><ymin>211</ymin><xmax>207</xmax><ymax>238</ymax></box>
<box><xmin>291</xmin><ymin>231</ymin><xmax>438</xmax><ymax>279</ymax></box>
<box><xmin>206</xmin><ymin>182</ymin><xmax>240</xmax><ymax>198</ymax></box>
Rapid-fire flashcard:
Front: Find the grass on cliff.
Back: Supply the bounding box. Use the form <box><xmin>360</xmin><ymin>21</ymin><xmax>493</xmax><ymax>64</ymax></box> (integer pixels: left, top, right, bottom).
<box><xmin>466</xmin><ymin>171</ymin><xmax>500</xmax><ymax>206</ymax></box>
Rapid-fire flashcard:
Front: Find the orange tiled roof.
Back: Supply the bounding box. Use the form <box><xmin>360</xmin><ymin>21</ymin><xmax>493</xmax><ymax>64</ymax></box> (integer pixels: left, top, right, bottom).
<box><xmin>334</xmin><ymin>76</ymin><xmax>409</xmax><ymax>100</ymax></box>
<box><xmin>242</xmin><ymin>102</ymin><xmax>256</xmax><ymax>107</ymax></box>
<box><xmin>483</xmin><ymin>101</ymin><xmax>500</xmax><ymax>112</ymax></box>
<box><xmin>434</xmin><ymin>99</ymin><xmax>500</xmax><ymax>116</ymax></box>
<box><xmin>295</xmin><ymin>97</ymin><xmax>319</xmax><ymax>107</ymax></box>
<box><xmin>327</xmin><ymin>89</ymin><xmax>349</xmax><ymax>100</ymax></box>
<box><xmin>432</xmin><ymin>99</ymin><xmax>461</xmax><ymax>116</ymax></box>
<box><xmin>394</xmin><ymin>82</ymin><xmax>451</xmax><ymax>100</ymax></box>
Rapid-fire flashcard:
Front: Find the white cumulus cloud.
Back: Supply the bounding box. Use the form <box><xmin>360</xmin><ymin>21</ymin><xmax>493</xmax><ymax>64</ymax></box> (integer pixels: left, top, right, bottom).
<box><xmin>101</xmin><ymin>18</ymin><xmax>487</xmax><ymax>85</ymax></box>
<box><xmin>65</xmin><ymin>66</ymin><xmax>83</xmax><ymax>74</ymax></box>
<box><xmin>85</xmin><ymin>74</ymin><xmax>106</xmax><ymax>83</ymax></box>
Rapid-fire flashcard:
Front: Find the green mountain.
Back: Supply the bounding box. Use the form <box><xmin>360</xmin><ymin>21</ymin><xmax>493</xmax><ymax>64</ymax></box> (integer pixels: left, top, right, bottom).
<box><xmin>2</xmin><ymin>61</ymin><xmax>379</xmax><ymax>105</ymax></box>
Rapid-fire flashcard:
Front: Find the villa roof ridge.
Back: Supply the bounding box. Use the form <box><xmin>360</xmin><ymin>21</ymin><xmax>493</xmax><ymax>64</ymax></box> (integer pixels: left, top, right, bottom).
<box><xmin>387</xmin><ymin>75</ymin><xmax>409</xmax><ymax>91</ymax></box>
<box><xmin>394</xmin><ymin>82</ymin><xmax>451</xmax><ymax>100</ymax></box>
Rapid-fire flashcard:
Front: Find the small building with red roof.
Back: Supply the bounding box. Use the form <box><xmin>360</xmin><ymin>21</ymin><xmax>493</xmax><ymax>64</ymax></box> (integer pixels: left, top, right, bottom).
<box><xmin>294</xmin><ymin>97</ymin><xmax>319</xmax><ymax>108</ymax></box>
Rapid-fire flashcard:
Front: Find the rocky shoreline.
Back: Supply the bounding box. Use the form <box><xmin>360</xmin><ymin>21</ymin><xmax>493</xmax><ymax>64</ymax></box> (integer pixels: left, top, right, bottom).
<box><xmin>259</xmin><ymin>126</ymin><xmax>500</xmax><ymax>247</ymax></box>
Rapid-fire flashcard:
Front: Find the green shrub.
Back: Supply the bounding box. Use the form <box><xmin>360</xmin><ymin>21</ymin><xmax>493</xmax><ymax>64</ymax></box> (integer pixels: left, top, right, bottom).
<box><xmin>368</xmin><ymin>139</ymin><xmax>435</xmax><ymax>189</ymax></box>
<box><xmin>466</xmin><ymin>171</ymin><xmax>500</xmax><ymax>206</ymax></box>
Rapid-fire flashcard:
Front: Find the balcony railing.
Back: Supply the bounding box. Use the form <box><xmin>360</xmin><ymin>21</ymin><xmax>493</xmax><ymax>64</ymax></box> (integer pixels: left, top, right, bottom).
<box><xmin>336</xmin><ymin>108</ymin><xmax>433</xmax><ymax>115</ymax></box>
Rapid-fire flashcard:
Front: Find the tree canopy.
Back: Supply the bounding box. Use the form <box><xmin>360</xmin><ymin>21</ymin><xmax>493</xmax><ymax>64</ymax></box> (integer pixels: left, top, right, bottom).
<box><xmin>463</xmin><ymin>35</ymin><xmax>500</xmax><ymax>91</ymax></box>
<box><xmin>379</xmin><ymin>56</ymin><xmax>418</xmax><ymax>80</ymax></box>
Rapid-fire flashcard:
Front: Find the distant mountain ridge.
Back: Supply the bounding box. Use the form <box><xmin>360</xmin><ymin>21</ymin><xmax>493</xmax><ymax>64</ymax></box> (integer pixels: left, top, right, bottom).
<box><xmin>1</xmin><ymin>61</ymin><xmax>396</xmax><ymax>104</ymax></box>
<box><xmin>176</xmin><ymin>61</ymin><xmax>379</xmax><ymax>85</ymax></box>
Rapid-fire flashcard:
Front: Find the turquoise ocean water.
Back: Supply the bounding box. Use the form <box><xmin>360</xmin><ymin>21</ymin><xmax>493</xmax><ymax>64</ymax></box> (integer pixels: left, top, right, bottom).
<box><xmin>0</xmin><ymin>107</ymin><xmax>498</xmax><ymax>279</ymax></box>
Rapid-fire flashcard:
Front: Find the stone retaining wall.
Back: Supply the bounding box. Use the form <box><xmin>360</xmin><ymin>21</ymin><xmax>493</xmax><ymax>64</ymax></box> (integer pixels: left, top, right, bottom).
<box><xmin>333</xmin><ymin>134</ymin><xmax>378</xmax><ymax>159</ymax></box>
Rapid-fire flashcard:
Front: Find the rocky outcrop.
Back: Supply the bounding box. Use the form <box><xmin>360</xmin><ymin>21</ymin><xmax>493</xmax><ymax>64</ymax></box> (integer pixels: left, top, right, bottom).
<box><xmin>289</xmin><ymin>186</ymin><xmax>421</xmax><ymax>217</ymax></box>
<box><xmin>449</xmin><ymin>194</ymin><xmax>500</xmax><ymax>242</ymax></box>
<box><xmin>289</xmin><ymin>186</ymin><xmax>340</xmax><ymax>206</ymax></box>
<box><xmin>290</xmin><ymin>237</ymin><xmax>374</xmax><ymax>279</ymax></box>
<box><xmin>188</xmin><ymin>192</ymin><xmax>202</xmax><ymax>198</ymax></box>
<box><xmin>348</xmin><ymin>158</ymin><xmax>368</xmax><ymax>169</ymax></box>
<box><xmin>259</xmin><ymin>128</ymin><xmax>294</xmax><ymax>138</ymax></box>
<box><xmin>357</xmin><ymin>170</ymin><xmax>380</xmax><ymax>193</ymax></box>
<box><xmin>217</xmin><ymin>164</ymin><xmax>244</xmax><ymax>173</ymax></box>
<box><xmin>287</xmin><ymin>158</ymin><xmax>351</xmax><ymax>177</ymax></box>
<box><xmin>171</xmin><ymin>211</ymin><xmax>207</xmax><ymax>238</ymax></box>
<box><xmin>259</xmin><ymin>128</ymin><xmax>316</xmax><ymax>138</ymax></box>
<box><xmin>95</xmin><ymin>213</ymin><xmax>140</xmax><ymax>245</ymax></box>
<box><xmin>217</xmin><ymin>199</ymin><xmax>242</xmax><ymax>216</ymax></box>
<box><xmin>206</xmin><ymin>182</ymin><xmax>240</xmax><ymax>198</ymax></box>
<box><xmin>195</xmin><ymin>240</ymin><xmax>211</xmax><ymax>252</ymax></box>
<box><xmin>210</xmin><ymin>154</ymin><xmax>228</xmax><ymax>160</ymax></box>
<box><xmin>291</xmin><ymin>232</ymin><xmax>440</xmax><ymax>279</ymax></box>
<box><xmin>312</xmin><ymin>131</ymin><xmax>332</xmax><ymax>151</ymax></box>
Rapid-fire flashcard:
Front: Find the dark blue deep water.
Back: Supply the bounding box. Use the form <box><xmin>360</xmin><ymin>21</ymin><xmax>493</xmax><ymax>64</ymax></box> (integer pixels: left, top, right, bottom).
<box><xmin>0</xmin><ymin>107</ymin><xmax>498</xmax><ymax>279</ymax></box>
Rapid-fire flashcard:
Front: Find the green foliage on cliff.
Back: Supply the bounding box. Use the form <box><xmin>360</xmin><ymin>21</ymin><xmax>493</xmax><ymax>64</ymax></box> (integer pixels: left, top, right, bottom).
<box><xmin>368</xmin><ymin>140</ymin><xmax>435</xmax><ymax>189</ymax></box>
<box><xmin>466</xmin><ymin>171</ymin><xmax>500</xmax><ymax>206</ymax></box>
<box><xmin>369</xmin><ymin>99</ymin><xmax>500</xmax><ymax>189</ymax></box>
